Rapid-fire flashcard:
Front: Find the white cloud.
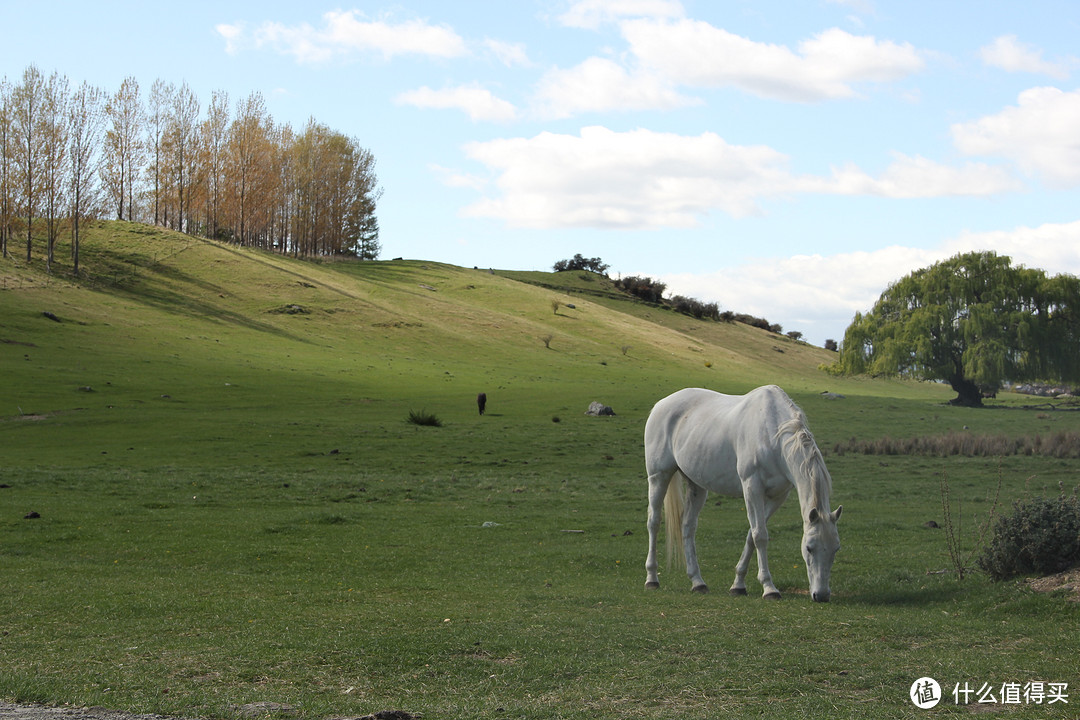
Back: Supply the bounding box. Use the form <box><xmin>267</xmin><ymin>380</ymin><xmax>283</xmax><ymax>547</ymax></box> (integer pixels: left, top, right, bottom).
<box><xmin>653</xmin><ymin>220</ymin><xmax>1080</xmax><ymax>345</ymax></box>
<box><xmin>944</xmin><ymin>219</ymin><xmax>1080</xmax><ymax>271</ymax></box>
<box><xmin>531</xmin><ymin>57</ymin><xmax>700</xmax><ymax>118</ymax></box>
<box><xmin>250</xmin><ymin>21</ymin><xmax>331</xmax><ymax>63</ymax></box>
<box><xmin>952</xmin><ymin>87</ymin><xmax>1080</xmax><ymax>187</ymax></box>
<box><xmin>558</xmin><ymin>0</ymin><xmax>685</xmax><ymax>30</ymax></box>
<box><xmin>430</xmin><ymin>164</ymin><xmax>488</xmax><ymax>192</ymax></box>
<box><xmin>456</xmin><ymin>127</ymin><xmax>1019</xmax><ymax>230</ymax></box>
<box><xmin>216</xmin><ymin>23</ymin><xmax>244</xmax><ymax>55</ymax></box>
<box><xmin>395</xmin><ymin>85</ymin><xmax>519</xmax><ymax>123</ymax></box>
<box><xmin>526</xmin><ymin>17</ymin><xmax>924</xmax><ymax>118</ymax></box>
<box><xmin>622</xmin><ymin>20</ymin><xmax>925</xmax><ymax>102</ymax></box>
<box><xmin>221</xmin><ymin>10</ymin><xmax>468</xmax><ymax>63</ymax></box>
<box><xmin>826</xmin><ymin>0</ymin><xmax>876</xmax><ymax>15</ymax></box>
<box><xmin>484</xmin><ymin>38</ymin><xmax>532</xmax><ymax>67</ymax></box>
<box><xmin>459</xmin><ymin>126</ymin><xmax>795</xmax><ymax>228</ymax></box>
<box><xmin>656</xmin><ymin>244</ymin><xmax>940</xmax><ymax>341</ymax></box>
<box><xmin>811</xmin><ymin>153</ymin><xmax>1020</xmax><ymax>197</ymax></box>
<box><xmin>978</xmin><ymin>35</ymin><xmax>1072</xmax><ymax>79</ymax></box>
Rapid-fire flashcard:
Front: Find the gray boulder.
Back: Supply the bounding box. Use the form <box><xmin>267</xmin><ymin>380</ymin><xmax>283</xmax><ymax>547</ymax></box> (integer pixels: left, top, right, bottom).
<box><xmin>585</xmin><ymin>401</ymin><xmax>615</xmax><ymax>416</ymax></box>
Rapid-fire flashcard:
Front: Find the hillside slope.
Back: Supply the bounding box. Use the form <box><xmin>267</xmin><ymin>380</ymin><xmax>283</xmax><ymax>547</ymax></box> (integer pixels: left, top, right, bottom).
<box><xmin>0</xmin><ymin>222</ymin><xmax>940</xmax><ymax>468</ymax></box>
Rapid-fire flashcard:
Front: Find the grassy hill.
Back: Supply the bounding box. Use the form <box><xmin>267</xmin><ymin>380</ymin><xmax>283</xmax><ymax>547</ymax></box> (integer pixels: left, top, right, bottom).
<box><xmin>3</xmin><ymin>222</ymin><xmax>1080</xmax><ymax>720</ymax></box>
<box><xmin>0</xmin><ymin>220</ymin><xmax>942</xmax><ymax>470</ymax></box>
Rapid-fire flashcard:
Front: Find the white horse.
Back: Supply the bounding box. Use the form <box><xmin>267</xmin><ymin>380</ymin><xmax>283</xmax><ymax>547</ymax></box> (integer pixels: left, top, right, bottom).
<box><xmin>644</xmin><ymin>386</ymin><xmax>842</xmax><ymax>602</ymax></box>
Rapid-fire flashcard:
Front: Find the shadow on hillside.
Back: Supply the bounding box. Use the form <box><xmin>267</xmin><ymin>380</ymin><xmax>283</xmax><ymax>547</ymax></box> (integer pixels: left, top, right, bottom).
<box><xmin>207</xmin><ymin>242</ymin><xmax>449</xmax><ymax>322</ymax></box>
<box><xmin>207</xmin><ymin>239</ymin><xmax>364</xmax><ymax>301</ymax></box>
<box><xmin>328</xmin><ymin>258</ymin><xmax>436</xmax><ymax>286</ymax></box>
<box><xmin>84</xmin><ymin>251</ymin><xmax>311</xmax><ymax>343</ymax></box>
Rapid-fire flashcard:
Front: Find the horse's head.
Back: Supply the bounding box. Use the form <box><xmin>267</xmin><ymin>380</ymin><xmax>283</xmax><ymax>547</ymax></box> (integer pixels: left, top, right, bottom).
<box><xmin>802</xmin><ymin>505</ymin><xmax>842</xmax><ymax>602</ymax></box>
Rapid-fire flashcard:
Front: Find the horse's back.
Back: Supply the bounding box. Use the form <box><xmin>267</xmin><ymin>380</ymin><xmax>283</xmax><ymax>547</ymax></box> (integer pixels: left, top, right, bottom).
<box><xmin>646</xmin><ymin>385</ymin><xmax>793</xmax><ymax>435</ymax></box>
<box><xmin>643</xmin><ymin>388</ymin><xmax>723</xmax><ymax>461</ymax></box>
<box><xmin>645</xmin><ymin>385</ymin><xmax>801</xmax><ymax>492</ymax></box>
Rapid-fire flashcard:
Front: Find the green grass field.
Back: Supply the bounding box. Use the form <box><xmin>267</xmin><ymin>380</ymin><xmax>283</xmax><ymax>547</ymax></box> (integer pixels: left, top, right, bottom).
<box><xmin>2</xmin><ymin>223</ymin><xmax>1078</xmax><ymax>719</ymax></box>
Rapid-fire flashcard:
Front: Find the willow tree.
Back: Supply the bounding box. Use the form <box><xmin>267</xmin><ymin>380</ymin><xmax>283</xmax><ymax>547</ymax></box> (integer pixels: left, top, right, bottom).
<box><xmin>837</xmin><ymin>251</ymin><xmax>1080</xmax><ymax>406</ymax></box>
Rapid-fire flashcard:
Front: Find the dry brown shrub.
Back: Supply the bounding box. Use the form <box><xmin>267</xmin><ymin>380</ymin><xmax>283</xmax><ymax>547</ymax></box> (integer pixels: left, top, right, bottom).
<box><xmin>832</xmin><ymin>431</ymin><xmax>1080</xmax><ymax>459</ymax></box>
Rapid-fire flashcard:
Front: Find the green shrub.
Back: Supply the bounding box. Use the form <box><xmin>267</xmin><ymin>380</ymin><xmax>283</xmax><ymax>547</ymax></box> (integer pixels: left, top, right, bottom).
<box><xmin>977</xmin><ymin>490</ymin><xmax>1080</xmax><ymax>580</ymax></box>
<box><xmin>553</xmin><ymin>254</ymin><xmax>609</xmax><ymax>274</ymax></box>
<box><xmin>732</xmin><ymin>312</ymin><xmax>776</xmax><ymax>331</ymax></box>
<box><xmin>407</xmin><ymin>409</ymin><xmax>442</xmax><ymax>427</ymax></box>
<box><xmin>615</xmin><ymin>275</ymin><xmax>666</xmax><ymax>303</ymax></box>
<box><xmin>669</xmin><ymin>294</ymin><xmax>720</xmax><ymax>320</ymax></box>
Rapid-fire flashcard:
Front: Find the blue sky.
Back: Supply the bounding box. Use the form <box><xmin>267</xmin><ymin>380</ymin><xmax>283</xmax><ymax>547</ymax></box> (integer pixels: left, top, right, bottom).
<box><xmin>5</xmin><ymin>0</ymin><xmax>1080</xmax><ymax>345</ymax></box>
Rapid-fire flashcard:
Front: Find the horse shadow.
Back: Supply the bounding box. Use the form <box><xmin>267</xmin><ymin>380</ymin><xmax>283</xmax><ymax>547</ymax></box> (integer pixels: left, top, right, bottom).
<box><xmin>836</xmin><ymin>583</ymin><xmax>971</xmax><ymax>607</ymax></box>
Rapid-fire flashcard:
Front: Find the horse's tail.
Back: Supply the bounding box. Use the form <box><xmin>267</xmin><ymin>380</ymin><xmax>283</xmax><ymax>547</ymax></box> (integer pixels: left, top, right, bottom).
<box><xmin>664</xmin><ymin>472</ymin><xmax>687</xmax><ymax>569</ymax></box>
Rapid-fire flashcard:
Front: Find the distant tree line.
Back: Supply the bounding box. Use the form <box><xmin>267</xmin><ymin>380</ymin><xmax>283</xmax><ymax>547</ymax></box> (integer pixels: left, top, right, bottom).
<box><xmin>555</xmin><ymin>255</ymin><xmax>813</xmax><ymax>340</ymax></box>
<box><xmin>616</xmin><ymin>274</ymin><xmax>666</xmax><ymax>303</ymax></box>
<box><xmin>0</xmin><ymin>65</ymin><xmax>382</xmax><ymax>275</ymax></box>
<box><xmin>614</xmin><ymin>273</ymin><xmax>786</xmax><ymax>329</ymax></box>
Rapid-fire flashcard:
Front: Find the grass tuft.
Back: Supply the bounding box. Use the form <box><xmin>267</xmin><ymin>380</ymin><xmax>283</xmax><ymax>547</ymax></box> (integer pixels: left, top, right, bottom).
<box><xmin>407</xmin><ymin>409</ymin><xmax>443</xmax><ymax>427</ymax></box>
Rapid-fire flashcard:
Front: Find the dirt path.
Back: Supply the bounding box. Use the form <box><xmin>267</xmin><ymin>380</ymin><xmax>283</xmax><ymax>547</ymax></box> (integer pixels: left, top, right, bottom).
<box><xmin>0</xmin><ymin>704</ymin><xmax>176</xmax><ymax>720</ymax></box>
<box><xmin>0</xmin><ymin>704</ymin><xmax>415</xmax><ymax>720</ymax></box>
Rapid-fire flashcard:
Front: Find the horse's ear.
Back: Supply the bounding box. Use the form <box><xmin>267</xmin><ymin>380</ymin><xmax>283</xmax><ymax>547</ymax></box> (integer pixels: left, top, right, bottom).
<box><xmin>831</xmin><ymin>505</ymin><xmax>843</xmax><ymax>523</ymax></box>
<box><xmin>808</xmin><ymin>507</ymin><xmax>820</xmax><ymax>523</ymax></box>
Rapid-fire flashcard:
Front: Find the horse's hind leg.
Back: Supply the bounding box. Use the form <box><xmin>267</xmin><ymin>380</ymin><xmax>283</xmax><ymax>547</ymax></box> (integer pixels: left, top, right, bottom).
<box><xmin>682</xmin><ymin>479</ymin><xmax>710</xmax><ymax>593</ymax></box>
<box><xmin>644</xmin><ymin>469</ymin><xmax>672</xmax><ymax>589</ymax></box>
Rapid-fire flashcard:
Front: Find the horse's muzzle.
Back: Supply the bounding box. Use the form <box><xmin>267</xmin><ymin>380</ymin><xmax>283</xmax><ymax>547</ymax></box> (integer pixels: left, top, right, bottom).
<box><xmin>812</xmin><ymin>591</ymin><xmax>831</xmax><ymax>603</ymax></box>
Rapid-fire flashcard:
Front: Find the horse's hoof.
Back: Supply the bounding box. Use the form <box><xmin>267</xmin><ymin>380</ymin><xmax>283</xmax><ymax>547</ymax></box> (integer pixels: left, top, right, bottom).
<box><xmin>763</xmin><ymin>591</ymin><xmax>782</xmax><ymax>600</ymax></box>
<box><xmin>729</xmin><ymin>587</ymin><xmax>748</xmax><ymax>596</ymax></box>
<box><xmin>645</xmin><ymin>581</ymin><xmax>660</xmax><ymax>590</ymax></box>
<box><xmin>691</xmin><ymin>584</ymin><xmax>709</xmax><ymax>594</ymax></box>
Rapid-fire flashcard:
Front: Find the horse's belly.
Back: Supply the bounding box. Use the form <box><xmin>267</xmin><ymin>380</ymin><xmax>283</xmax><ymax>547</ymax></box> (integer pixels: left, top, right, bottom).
<box><xmin>675</xmin><ymin>437</ymin><xmax>789</xmax><ymax>499</ymax></box>
<box><xmin>675</xmin><ymin>448</ymin><xmax>744</xmax><ymax>497</ymax></box>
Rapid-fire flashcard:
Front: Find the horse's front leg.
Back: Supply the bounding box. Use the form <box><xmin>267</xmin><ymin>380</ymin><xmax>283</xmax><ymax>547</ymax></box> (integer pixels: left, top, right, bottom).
<box><xmin>682</xmin><ymin>481</ymin><xmax>710</xmax><ymax>592</ymax></box>
<box><xmin>730</xmin><ymin>529</ymin><xmax>754</xmax><ymax>596</ymax></box>
<box><xmin>742</xmin><ymin>484</ymin><xmax>784</xmax><ymax>599</ymax></box>
<box><xmin>752</xmin><ymin>527</ymin><xmax>781</xmax><ymax>599</ymax></box>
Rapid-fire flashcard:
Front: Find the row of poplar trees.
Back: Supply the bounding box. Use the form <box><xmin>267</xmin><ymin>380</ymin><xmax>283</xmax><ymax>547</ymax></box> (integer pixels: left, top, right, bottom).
<box><xmin>0</xmin><ymin>65</ymin><xmax>382</xmax><ymax>275</ymax></box>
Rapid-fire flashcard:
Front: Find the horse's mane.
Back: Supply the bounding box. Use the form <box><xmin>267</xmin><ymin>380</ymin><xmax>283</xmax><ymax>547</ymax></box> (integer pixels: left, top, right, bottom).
<box><xmin>775</xmin><ymin>413</ymin><xmax>831</xmax><ymax>511</ymax></box>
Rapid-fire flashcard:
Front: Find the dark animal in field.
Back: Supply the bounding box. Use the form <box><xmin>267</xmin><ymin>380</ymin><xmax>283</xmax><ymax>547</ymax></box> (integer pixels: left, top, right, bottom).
<box><xmin>477</xmin><ymin>392</ymin><xmax>487</xmax><ymax>415</ymax></box>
